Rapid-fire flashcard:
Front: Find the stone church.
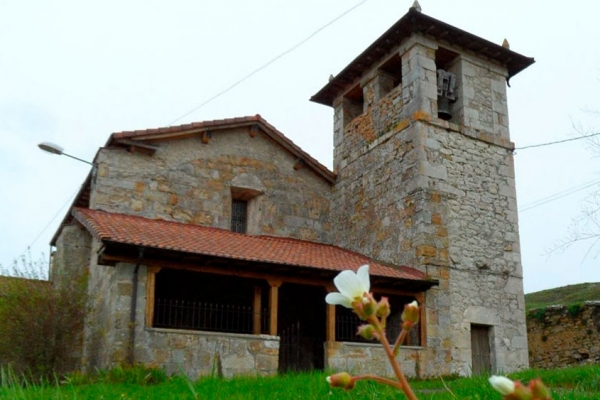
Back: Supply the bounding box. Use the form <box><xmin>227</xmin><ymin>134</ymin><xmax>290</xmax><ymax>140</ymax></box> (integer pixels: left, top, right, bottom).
<box><xmin>51</xmin><ymin>4</ymin><xmax>534</xmax><ymax>378</ymax></box>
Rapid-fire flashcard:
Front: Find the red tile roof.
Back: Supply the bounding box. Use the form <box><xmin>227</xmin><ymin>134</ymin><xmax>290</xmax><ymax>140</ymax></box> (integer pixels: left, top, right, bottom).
<box><xmin>73</xmin><ymin>208</ymin><xmax>427</xmax><ymax>282</ymax></box>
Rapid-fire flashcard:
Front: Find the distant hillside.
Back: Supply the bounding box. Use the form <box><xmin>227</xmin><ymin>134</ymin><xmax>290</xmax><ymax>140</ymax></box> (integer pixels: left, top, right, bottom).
<box><xmin>525</xmin><ymin>282</ymin><xmax>600</xmax><ymax>311</ymax></box>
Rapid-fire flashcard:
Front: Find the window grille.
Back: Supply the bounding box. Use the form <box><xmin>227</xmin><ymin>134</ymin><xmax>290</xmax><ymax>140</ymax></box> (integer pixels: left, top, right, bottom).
<box><xmin>231</xmin><ymin>200</ymin><xmax>247</xmax><ymax>233</ymax></box>
<box><xmin>154</xmin><ymin>298</ymin><xmax>269</xmax><ymax>334</ymax></box>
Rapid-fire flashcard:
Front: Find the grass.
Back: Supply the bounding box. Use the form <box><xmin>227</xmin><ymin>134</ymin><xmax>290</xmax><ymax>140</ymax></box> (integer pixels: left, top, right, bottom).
<box><xmin>525</xmin><ymin>282</ymin><xmax>600</xmax><ymax>311</ymax></box>
<box><xmin>1</xmin><ymin>364</ymin><xmax>599</xmax><ymax>399</ymax></box>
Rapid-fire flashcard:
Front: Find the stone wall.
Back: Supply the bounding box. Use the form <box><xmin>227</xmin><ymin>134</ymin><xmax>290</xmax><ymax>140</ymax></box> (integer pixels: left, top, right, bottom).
<box><xmin>527</xmin><ymin>302</ymin><xmax>600</xmax><ymax>368</ymax></box>
<box><xmin>82</xmin><ymin>247</ymin><xmax>131</xmax><ymax>370</ymax></box>
<box><xmin>136</xmin><ymin>328</ymin><xmax>279</xmax><ymax>378</ymax></box>
<box><xmin>331</xmin><ymin>33</ymin><xmax>528</xmax><ymax>375</ymax></box>
<box><xmin>82</xmin><ymin>260</ymin><xmax>280</xmax><ymax>378</ymax></box>
<box><xmin>91</xmin><ymin>127</ymin><xmax>332</xmax><ymax>243</ymax></box>
<box><xmin>325</xmin><ymin>342</ymin><xmax>428</xmax><ymax>378</ymax></box>
<box><xmin>51</xmin><ymin>223</ymin><xmax>92</xmax><ymax>287</ymax></box>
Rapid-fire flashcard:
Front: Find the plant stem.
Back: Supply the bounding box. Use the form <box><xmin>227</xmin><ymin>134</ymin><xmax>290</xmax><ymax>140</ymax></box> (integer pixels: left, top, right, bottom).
<box><xmin>368</xmin><ymin>316</ymin><xmax>418</xmax><ymax>400</ymax></box>
<box><xmin>353</xmin><ymin>374</ymin><xmax>404</xmax><ymax>390</ymax></box>
<box><xmin>393</xmin><ymin>329</ymin><xmax>408</xmax><ymax>357</ymax></box>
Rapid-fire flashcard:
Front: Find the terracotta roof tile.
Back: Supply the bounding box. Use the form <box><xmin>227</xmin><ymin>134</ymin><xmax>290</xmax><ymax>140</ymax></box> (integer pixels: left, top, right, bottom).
<box><xmin>73</xmin><ymin>208</ymin><xmax>427</xmax><ymax>282</ymax></box>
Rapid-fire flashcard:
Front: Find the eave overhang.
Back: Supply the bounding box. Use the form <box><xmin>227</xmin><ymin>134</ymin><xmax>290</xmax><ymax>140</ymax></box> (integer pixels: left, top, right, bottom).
<box><xmin>310</xmin><ymin>8</ymin><xmax>535</xmax><ymax>107</ymax></box>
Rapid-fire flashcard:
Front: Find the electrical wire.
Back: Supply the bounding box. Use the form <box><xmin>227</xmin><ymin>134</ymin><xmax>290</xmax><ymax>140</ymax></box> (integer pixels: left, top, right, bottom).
<box><xmin>515</xmin><ymin>132</ymin><xmax>600</xmax><ymax>151</ymax></box>
<box><xmin>168</xmin><ymin>0</ymin><xmax>368</xmax><ymax>126</ymax></box>
<box><xmin>519</xmin><ymin>178</ymin><xmax>600</xmax><ymax>213</ymax></box>
<box><xmin>14</xmin><ymin>186</ymin><xmax>80</xmax><ymax>262</ymax></box>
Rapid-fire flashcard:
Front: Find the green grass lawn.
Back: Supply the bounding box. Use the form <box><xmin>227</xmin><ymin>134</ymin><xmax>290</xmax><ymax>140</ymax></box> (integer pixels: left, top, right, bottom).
<box><xmin>525</xmin><ymin>282</ymin><xmax>600</xmax><ymax>311</ymax></box>
<box><xmin>1</xmin><ymin>364</ymin><xmax>599</xmax><ymax>399</ymax></box>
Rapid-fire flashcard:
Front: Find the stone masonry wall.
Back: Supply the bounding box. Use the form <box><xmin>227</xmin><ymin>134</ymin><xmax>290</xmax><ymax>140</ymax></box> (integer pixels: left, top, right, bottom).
<box><xmin>91</xmin><ymin>127</ymin><xmax>331</xmax><ymax>243</ymax></box>
<box><xmin>331</xmin><ymin>34</ymin><xmax>527</xmax><ymax>375</ymax></box>
<box><xmin>527</xmin><ymin>302</ymin><xmax>600</xmax><ymax>368</ymax></box>
<box><xmin>326</xmin><ymin>342</ymin><xmax>428</xmax><ymax>378</ymax></box>
<box><xmin>82</xmin><ymin>249</ymin><xmax>133</xmax><ymax>371</ymax></box>
<box><xmin>83</xmin><ymin>261</ymin><xmax>280</xmax><ymax>377</ymax></box>
<box><xmin>52</xmin><ymin>223</ymin><xmax>92</xmax><ymax>287</ymax></box>
<box><xmin>137</xmin><ymin>328</ymin><xmax>279</xmax><ymax>378</ymax></box>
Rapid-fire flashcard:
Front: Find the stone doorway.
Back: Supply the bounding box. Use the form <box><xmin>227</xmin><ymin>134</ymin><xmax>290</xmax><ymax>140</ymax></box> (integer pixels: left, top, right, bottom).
<box><xmin>278</xmin><ymin>283</ymin><xmax>326</xmax><ymax>372</ymax></box>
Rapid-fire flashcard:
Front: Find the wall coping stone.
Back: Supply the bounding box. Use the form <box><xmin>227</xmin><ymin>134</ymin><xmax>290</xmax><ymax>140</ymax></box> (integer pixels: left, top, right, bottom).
<box><xmin>338</xmin><ymin>341</ymin><xmax>422</xmax><ymax>350</ymax></box>
<box><xmin>146</xmin><ymin>328</ymin><xmax>279</xmax><ymax>341</ymax></box>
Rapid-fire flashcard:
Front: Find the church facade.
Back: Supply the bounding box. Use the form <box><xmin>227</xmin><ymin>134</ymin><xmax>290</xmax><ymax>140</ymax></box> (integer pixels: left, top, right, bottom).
<box><xmin>51</xmin><ymin>5</ymin><xmax>533</xmax><ymax>378</ymax></box>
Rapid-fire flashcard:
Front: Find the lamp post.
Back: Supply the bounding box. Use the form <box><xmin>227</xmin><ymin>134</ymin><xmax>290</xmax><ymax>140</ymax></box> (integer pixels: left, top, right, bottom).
<box><xmin>37</xmin><ymin>142</ymin><xmax>94</xmax><ymax>166</ymax></box>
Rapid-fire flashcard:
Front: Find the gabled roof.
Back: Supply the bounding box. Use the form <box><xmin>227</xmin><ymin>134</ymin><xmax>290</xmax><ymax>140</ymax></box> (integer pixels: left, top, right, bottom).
<box><xmin>311</xmin><ymin>7</ymin><xmax>535</xmax><ymax>107</ymax></box>
<box><xmin>107</xmin><ymin>114</ymin><xmax>335</xmax><ymax>184</ymax></box>
<box><xmin>73</xmin><ymin>207</ymin><xmax>431</xmax><ymax>284</ymax></box>
<box><xmin>50</xmin><ymin>115</ymin><xmax>335</xmax><ymax>246</ymax></box>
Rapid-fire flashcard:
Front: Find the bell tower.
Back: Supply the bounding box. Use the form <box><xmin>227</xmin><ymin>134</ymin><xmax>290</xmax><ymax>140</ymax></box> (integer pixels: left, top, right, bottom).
<box><xmin>311</xmin><ymin>4</ymin><xmax>534</xmax><ymax>375</ymax></box>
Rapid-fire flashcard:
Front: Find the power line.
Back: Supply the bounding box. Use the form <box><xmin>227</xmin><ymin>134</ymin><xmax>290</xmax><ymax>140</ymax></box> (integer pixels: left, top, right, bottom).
<box><xmin>168</xmin><ymin>0</ymin><xmax>368</xmax><ymax>126</ymax></box>
<box><xmin>515</xmin><ymin>132</ymin><xmax>600</xmax><ymax>151</ymax></box>
<box><xmin>519</xmin><ymin>178</ymin><xmax>600</xmax><ymax>213</ymax></box>
<box><xmin>16</xmin><ymin>186</ymin><xmax>80</xmax><ymax>260</ymax></box>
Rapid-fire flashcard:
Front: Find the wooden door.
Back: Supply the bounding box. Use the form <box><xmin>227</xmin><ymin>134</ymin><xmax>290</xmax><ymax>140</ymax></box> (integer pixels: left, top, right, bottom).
<box><xmin>471</xmin><ymin>324</ymin><xmax>491</xmax><ymax>375</ymax></box>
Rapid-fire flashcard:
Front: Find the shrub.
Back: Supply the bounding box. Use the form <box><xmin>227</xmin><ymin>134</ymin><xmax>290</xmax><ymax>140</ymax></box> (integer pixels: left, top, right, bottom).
<box><xmin>567</xmin><ymin>303</ymin><xmax>583</xmax><ymax>317</ymax></box>
<box><xmin>0</xmin><ymin>253</ymin><xmax>88</xmax><ymax>380</ymax></box>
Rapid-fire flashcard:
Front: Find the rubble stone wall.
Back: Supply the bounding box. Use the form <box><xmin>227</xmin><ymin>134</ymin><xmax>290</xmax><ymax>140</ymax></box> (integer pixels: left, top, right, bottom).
<box><xmin>331</xmin><ymin>34</ymin><xmax>528</xmax><ymax>375</ymax></box>
<box><xmin>91</xmin><ymin>127</ymin><xmax>332</xmax><ymax>243</ymax></box>
<box><xmin>325</xmin><ymin>341</ymin><xmax>428</xmax><ymax>378</ymax></box>
<box><xmin>136</xmin><ymin>328</ymin><xmax>279</xmax><ymax>378</ymax></box>
<box><xmin>527</xmin><ymin>302</ymin><xmax>600</xmax><ymax>368</ymax></box>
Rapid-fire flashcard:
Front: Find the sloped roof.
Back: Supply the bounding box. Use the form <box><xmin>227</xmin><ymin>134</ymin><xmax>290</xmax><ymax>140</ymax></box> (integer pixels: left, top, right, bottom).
<box><xmin>311</xmin><ymin>7</ymin><xmax>535</xmax><ymax>106</ymax></box>
<box><xmin>73</xmin><ymin>207</ymin><xmax>429</xmax><ymax>283</ymax></box>
<box><xmin>107</xmin><ymin>114</ymin><xmax>335</xmax><ymax>184</ymax></box>
<box><xmin>50</xmin><ymin>115</ymin><xmax>335</xmax><ymax>246</ymax></box>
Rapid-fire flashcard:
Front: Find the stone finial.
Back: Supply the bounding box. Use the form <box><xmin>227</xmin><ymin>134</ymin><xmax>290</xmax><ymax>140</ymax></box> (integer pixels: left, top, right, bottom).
<box><xmin>502</xmin><ymin>38</ymin><xmax>510</xmax><ymax>49</ymax></box>
<box><xmin>329</xmin><ymin>74</ymin><xmax>334</xmax><ymax>82</ymax></box>
<box><xmin>410</xmin><ymin>1</ymin><xmax>422</xmax><ymax>12</ymax></box>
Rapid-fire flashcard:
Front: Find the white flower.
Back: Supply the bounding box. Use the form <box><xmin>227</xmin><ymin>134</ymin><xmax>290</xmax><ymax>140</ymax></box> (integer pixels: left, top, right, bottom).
<box><xmin>325</xmin><ymin>265</ymin><xmax>370</xmax><ymax>308</ymax></box>
<box><xmin>489</xmin><ymin>375</ymin><xmax>515</xmax><ymax>395</ymax></box>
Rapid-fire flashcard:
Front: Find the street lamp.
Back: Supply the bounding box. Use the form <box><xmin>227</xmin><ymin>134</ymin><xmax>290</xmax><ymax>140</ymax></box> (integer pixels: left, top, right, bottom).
<box><xmin>37</xmin><ymin>142</ymin><xmax>94</xmax><ymax>166</ymax></box>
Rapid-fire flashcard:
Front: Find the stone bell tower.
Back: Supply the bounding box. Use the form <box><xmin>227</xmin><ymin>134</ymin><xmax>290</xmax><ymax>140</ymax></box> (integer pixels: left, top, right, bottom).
<box><xmin>311</xmin><ymin>4</ymin><xmax>534</xmax><ymax>375</ymax></box>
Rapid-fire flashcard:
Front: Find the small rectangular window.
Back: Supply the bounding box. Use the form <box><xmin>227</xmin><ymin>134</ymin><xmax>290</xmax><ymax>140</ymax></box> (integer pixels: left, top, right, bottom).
<box><xmin>231</xmin><ymin>200</ymin><xmax>247</xmax><ymax>233</ymax></box>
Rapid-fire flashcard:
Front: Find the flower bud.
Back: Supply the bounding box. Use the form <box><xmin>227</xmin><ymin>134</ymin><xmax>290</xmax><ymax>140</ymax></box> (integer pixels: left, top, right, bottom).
<box><xmin>511</xmin><ymin>381</ymin><xmax>533</xmax><ymax>400</ymax></box>
<box><xmin>529</xmin><ymin>379</ymin><xmax>551</xmax><ymax>400</ymax></box>
<box><xmin>489</xmin><ymin>376</ymin><xmax>515</xmax><ymax>396</ymax></box>
<box><xmin>362</xmin><ymin>294</ymin><xmax>378</xmax><ymax>317</ymax></box>
<box><xmin>351</xmin><ymin>299</ymin><xmax>366</xmax><ymax>320</ymax></box>
<box><xmin>401</xmin><ymin>300</ymin><xmax>419</xmax><ymax>331</ymax></box>
<box><xmin>326</xmin><ymin>372</ymin><xmax>355</xmax><ymax>390</ymax></box>
<box><xmin>357</xmin><ymin>324</ymin><xmax>376</xmax><ymax>340</ymax></box>
<box><xmin>376</xmin><ymin>297</ymin><xmax>391</xmax><ymax>318</ymax></box>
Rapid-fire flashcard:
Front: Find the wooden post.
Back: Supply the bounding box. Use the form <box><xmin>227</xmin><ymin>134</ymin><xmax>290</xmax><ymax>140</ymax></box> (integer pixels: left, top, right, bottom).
<box><xmin>268</xmin><ymin>280</ymin><xmax>282</xmax><ymax>336</ymax></box>
<box><xmin>416</xmin><ymin>292</ymin><xmax>426</xmax><ymax>346</ymax></box>
<box><xmin>325</xmin><ymin>285</ymin><xmax>337</xmax><ymax>342</ymax></box>
<box><xmin>326</xmin><ymin>304</ymin><xmax>336</xmax><ymax>342</ymax></box>
<box><xmin>253</xmin><ymin>286</ymin><xmax>262</xmax><ymax>335</ymax></box>
<box><xmin>145</xmin><ymin>266</ymin><xmax>162</xmax><ymax>327</ymax></box>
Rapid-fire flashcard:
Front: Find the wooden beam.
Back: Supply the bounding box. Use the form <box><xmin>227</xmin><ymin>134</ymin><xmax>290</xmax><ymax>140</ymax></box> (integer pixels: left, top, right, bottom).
<box><xmin>326</xmin><ymin>304</ymin><xmax>336</xmax><ymax>342</ymax></box>
<box><xmin>249</xmin><ymin>124</ymin><xmax>260</xmax><ymax>138</ymax></box>
<box><xmin>201</xmin><ymin>130</ymin><xmax>211</xmax><ymax>144</ymax></box>
<box><xmin>113</xmin><ymin>139</ymin><xmax>159</xmax><ymax>155</ymax></box>
<box><xmin>99</xmin><ymin>252</ymin><xmax>426</xmax><ymax>298</ymax></box>
<box><xmin>268</xmin><ymin>279</ymin><xmax>282</xmax><ymax>336</ymax></box>
<box><xmin>145</xmin><ymin>266</ymin><xmax>162</xmax><ymax>327</ymax></box>
<box><xmin>416</xmin><ymin>292</ymin><xmax>426</xmax><ymax>347</ymax></box>
<box><xmin>293</xmin><ymin>159</ymin><xmax>305</xmax><ymax>171</ymax></box>
<box><xmin>253</xmin><ymin>286</ymin><xmax>262</xmax><ymax>335</ymax></box>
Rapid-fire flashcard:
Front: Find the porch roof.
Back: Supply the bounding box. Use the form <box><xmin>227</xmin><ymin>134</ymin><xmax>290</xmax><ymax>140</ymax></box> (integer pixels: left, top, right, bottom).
<box><xmin>73</xmin><ymin>208</ymin><xmax>432</xmax><ymax>283</ymax></box>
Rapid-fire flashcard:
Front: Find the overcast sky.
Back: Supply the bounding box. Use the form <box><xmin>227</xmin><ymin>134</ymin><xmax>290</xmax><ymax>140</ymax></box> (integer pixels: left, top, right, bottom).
<box><xmin>1</xmin><ymin>0</ymin><xmax>599</xmax><ymax>293</ymax></box>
